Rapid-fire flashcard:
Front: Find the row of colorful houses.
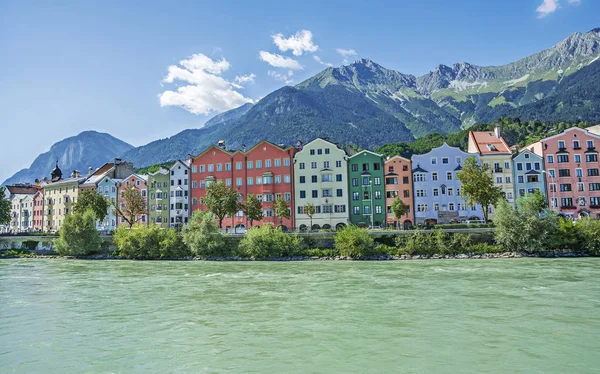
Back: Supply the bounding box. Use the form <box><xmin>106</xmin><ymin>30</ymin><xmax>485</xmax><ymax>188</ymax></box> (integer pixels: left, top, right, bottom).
<box><xmin>4</xmin><ymin>124</ymin><xmax>600</xmax><ymax>233</ymax></box>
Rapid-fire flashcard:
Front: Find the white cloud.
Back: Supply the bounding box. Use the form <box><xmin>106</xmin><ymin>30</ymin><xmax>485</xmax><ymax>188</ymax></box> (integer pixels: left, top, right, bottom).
<box><xmin>536</xmin><ymin>0</ymin><xmax>559</xmax><ymax>17</ymax></box>
<box><xmin>272</xmin><ymin>30</ymin><xmax>318</xmax><ymax>56</ymax></box>
<box><xmin>268</xmin><ymin>70</ymin><xmax>294</xmax><ymax>85</ymax></box>
<box><xmin>313</xmin><ymin>55</ymin><xmax>333</xmax><ymax>67</ymax></box>
<box><xmin>234</xmin><ymin>73</ymin><xmax>256</xmax><ymax>85</ymax></box>
<box><xmin>336</xmin><ymin>48</ymin><xmax>358</xmax><ymax>58</ymax></box>
<box><xmin>159</xmin><ymin>53</ymin><xmax>253</xmax><ymax>115</ymax></box>
<box><xmin>259</xmin><ymin>51</ymin><xmax>303</xmax><ymax>70</ymax></box>
<box><xmin>568</xmin><ymin>0</ymin><xmax>580</xmax><ymax>4</ymax></box>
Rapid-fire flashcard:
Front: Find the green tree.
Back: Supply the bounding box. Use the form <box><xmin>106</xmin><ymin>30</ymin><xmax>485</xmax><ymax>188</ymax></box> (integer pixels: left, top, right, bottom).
<box><xmin>334</xmin><ymin>225</ymin><xmax>374</xmax><ymax>258</ymax></box>
<box><xmin>456</xmin><ymin>155</ymin><xmax>502</xmax><ymax>222</ymax></box>
<box><xmin>182</xmin><ymin>211</ymin><xmax>227</xmax><ymax>257</ymax></box>
<box><xmin>273</xmin><ymin>197</ymin><xmax>290</xmax><ymax>228</ymax></box>
<box><xmin>114</xmin><ymin>186</ymin><xmax>147</xmax><ymax>229</ymax></box>
<box><xmin>55</xmin><ymin>210</ymin><xmax>102</xmax><ymax>256</ymax></box>
<box><xmin>303</xmin><ymin>202</ymin><xmax>316</xmax><ymax>230</ymax></box>
<box><xmin>493</xmin><ymin>198</ymin><xmax>556</xmax><ymax>253</ymax></box>
<box><xmin>114</xmin><ymin>225</ymin><xmax>189</xmax><ymax>259</ymax></box>
<box><xmin>242</xmin><ymin>194</ymin><xmax>263</xmax><ymax>227</ymax></box>
<box><xmin>391</xmin><ymin>197</ymin><xmax>409</xmax><ymax>226</ymax></box>
<box><xmin>74</xmin><ymin>189</ymin><xmax>110</xmax><ymax>221</ymax></box>
<box><xmin>516</xmin><ymin>190</ymin><xmax>547</xmax><ymax>217</ymax></box>
<box><xmin>0</xmin><ymin>186</ymin><xmax>10</xmax><ymax>226</ymax></box>
<box><xmin>237</xmin><ymin>225</ymin><xmax>301</xmax><ymax>258</ymax></box>
<box><xmin>202</xmin><ymin>181</ymin><xmax>239</xmax><ymax>229</ymax></box>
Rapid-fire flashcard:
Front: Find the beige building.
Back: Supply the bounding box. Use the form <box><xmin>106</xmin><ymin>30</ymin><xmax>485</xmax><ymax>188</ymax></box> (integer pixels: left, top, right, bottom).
<box><xmin>468</xmin><ymin>125</ymin><xmax>515</xmax><ymax>218</ymax></box>
<box><xmin>43</xmin><ymin>164</ymin><xmax>87</xmax><ymax>232</ymax></box>
<box><xmin>5</xmin><ymin>184</ymin><xmax>38</xmax><ymax>233</ymax></box>
<box><xmin>293</xmin><ymin>138</ymin><xmax>350</xmax><ymax>231</ymax></box>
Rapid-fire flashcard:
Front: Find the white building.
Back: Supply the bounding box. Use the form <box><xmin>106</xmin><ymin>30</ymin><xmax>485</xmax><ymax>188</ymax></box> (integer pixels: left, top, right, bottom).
<box><xmin>293</xmin><ymin>138</ymin><xmax>350</xmax><ymax>231</ymax></box>
<box><xmin>170</xmin><ymin>160</ymin><xmax>190</xmax><ymax>228</ymax></box>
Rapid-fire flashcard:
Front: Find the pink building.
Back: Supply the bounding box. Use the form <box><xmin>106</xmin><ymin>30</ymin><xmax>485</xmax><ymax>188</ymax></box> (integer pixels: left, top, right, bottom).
<box><xmin>117</xmin><ymin>173</ymin><xmax>148</xmax><ymax>226</ymax></box>
<box><xmin>527</xmin><ymin>127</ymin><xmax>600</xmax><ymax>218</ymax></box>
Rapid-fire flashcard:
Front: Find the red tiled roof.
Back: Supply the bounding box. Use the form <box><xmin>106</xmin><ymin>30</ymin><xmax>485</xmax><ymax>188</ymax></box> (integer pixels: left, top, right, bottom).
<box><xmin>6</xmin><ymin>185</ymin><xmax>38</xmax><ymax>195</ymax></box>
<box><xmin>469</xmin><ymin>131</ymin><xmax>511</xmax><ymax>155</ymax></box>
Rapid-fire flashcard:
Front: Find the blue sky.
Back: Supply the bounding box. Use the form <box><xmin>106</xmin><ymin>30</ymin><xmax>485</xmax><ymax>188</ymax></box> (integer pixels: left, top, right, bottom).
<box><xmin>1</xmin><ymin>0</ymin><xmax>598</xmax><ymax>182</ymax></box>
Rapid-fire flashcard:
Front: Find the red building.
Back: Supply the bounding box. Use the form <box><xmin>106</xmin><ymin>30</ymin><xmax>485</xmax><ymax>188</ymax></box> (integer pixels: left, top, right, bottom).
<box><xmin>32</xmin><ymin>189</ymin><xmax>44</xmax><ymax>231</ymax></box>
<box><xmin>528</xmin><ymin>127</ymin><xmax>600</xmax><ymax>219</ymax></box>
<box><xmin>117</xmin><ymin>173</ymin><xmax>148</xmax><ymax>227</ymax></box>
<box><xmin>384</xmin><ymin>156</ymin><xmax>414</xmax><ymax>228</ymax></box>
<box><xmin>190</xmin><ymin>140</ymin><xmax>297</xmax><ymax>232</ymax></box>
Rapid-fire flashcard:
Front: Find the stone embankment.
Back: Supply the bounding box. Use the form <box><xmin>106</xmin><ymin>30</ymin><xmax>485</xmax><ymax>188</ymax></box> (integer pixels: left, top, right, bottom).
<box><xmin>1</xmin><ymin>251</ymin><xmax>588</xmax><ymax>261</ymax></box>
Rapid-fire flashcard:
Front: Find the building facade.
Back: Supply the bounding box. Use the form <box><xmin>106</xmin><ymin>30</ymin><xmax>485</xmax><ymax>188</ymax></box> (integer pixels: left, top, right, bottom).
<box><xmin>6</xmin><ymin>184</ymin><xmax>38</xmax><ymax>232</ymax></box>
<box><xmin>348</xmin><ymin>150</ymin><xmax>386</xmax><ymax>227</ymax></box>
<box><xmin>468</xmin><ymin>126</ymin><xmax>515</xmax><ymax>218</ymax></box>
<box><xmin>32</xmin><ymin>190</ymin><xmax>44</xmax><ymax>231</ymax></box>
<box><xmin>512</xmin><ymin>149</ymin><xmax>546</xmax><ymax>201</ymax></box>
<box><xmin>96</xmin><ymin>176</ymin><xmax>120</xmax><ymax>232</ymax></box>
<box><xmin>117</xmin><ymin>174</ymin><xmax>148</xmax><ymax>227</ymax></box>
<box><xmin>528</xmin><ymin>127</ymin><xmax>600</xmax><ymax>218</ymax></box>
<box><xmin>191</xmin><ymin>141</ymin><xmax>296</xmax><ymax>232</ymax></box>
<box><xmin>148</xmin><ymin>168</ymin><xmax>170</xmax><ymax>228</ymax></box>
<box><xmin>42</xmin><ymin>164</ymin><xmax>87</xmax><ymax>232</ymax></box>
<box><xmin>170</xmin><ymin>160</ymin><xmax>190</xmax><ymax>229</ymax></box>
<box><xmin>412</xmin><ymin>143</ymin><xmax>484</xmax><ymax>225</ymax></box>
<box><xmin>294</xmin><ymin>138</ymin><xmax>349</xmax><ymax>231</ymax></box>
<box><xmin>384</xmin><ymin>156</ymin><xmax>414</xmax><ymax>229</ymax></box>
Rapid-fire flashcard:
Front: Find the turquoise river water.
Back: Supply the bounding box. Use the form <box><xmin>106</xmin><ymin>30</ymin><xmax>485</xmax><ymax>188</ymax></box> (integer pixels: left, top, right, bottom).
<box><xmin>1</xmin><ymin>258</ymin><xmax>599</xmax><ymax>373</ymax></box>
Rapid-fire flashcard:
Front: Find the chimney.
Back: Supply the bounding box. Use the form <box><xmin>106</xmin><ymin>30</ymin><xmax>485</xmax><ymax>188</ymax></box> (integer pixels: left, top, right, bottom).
<box><xmin>114</xmin><ymin>158</ymin><xmax>121</xmax><ymax>166</ymax></box>
<box><xmin>242</xmin><ymin>144</ymin><xmax>246</xmax><ymax>152</ymax></box>
<box><xmin>494</xmin><ymin>124</ymin><xmax>501</xmax><ymax>138</ymax></box>
<box><xmin>217</xmin><ymin>140</ymin><xmax>225</xmax><ymax>149</ymax></box>
<box><xmin>71</xmin><ymin>170</ymin><xmax>80</xmax><ymax>178</ymax></box>
<box><xmin>88</xmin><ymin>167</ymin><xmax>93</xmax><ymax>175</ymax></box>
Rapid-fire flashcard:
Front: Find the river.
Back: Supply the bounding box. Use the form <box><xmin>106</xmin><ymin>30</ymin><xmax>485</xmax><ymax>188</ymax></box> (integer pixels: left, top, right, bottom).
<box><xmin>1</xmin><ymin>259</ymin><xmax>599</xmax><ymax>373</ymax></box>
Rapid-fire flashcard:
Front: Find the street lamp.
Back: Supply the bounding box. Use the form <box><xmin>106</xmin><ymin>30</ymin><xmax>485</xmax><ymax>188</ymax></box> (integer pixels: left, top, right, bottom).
<box><xmin>541</xmin><ymin>170</ymin><xmax>556</xmax><ymax>211</ymax></box>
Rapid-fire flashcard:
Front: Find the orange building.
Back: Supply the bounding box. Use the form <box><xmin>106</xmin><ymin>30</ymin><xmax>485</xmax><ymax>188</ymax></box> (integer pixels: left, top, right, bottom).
<box><xmin>384</xmin><ymin>156</ymin><xmax>414</xmax><ymax>229</ymax></box>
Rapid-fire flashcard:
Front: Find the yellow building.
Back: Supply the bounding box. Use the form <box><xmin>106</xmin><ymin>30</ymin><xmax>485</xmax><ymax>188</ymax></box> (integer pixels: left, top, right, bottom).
<box><xmin>43</xmin><ymin>163</ymin><xmax>87</xmax><ymax>232</ymax></box>
<box><xmin>468</xmin><ymin>125</ymin><xmax>515</xmax><ymax>219</ymax></box>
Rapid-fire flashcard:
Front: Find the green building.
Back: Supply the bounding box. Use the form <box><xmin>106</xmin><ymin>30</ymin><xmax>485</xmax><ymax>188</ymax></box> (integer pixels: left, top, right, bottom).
<box><xmin>147</xmin><ymin>168</ymin><xmax>170</xmax><ymax>228</ymax></box>
<box><xmin>348</xmin><ymin>150</ymin><xmax>386</xmax><ymax>227</ymax></box>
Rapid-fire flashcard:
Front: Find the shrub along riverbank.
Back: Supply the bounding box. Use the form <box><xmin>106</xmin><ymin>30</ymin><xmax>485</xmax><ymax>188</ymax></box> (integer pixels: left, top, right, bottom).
<box><xmin>2</xmin><ymin>194</ymin><xmax>599</xmax><ymax>260</ymax></box>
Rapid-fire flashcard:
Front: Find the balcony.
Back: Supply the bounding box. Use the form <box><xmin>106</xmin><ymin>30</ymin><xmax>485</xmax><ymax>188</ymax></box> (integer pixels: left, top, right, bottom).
<box><xmin>560</xmin><ymin>205</ymin><xmax>577</xmax><ymax>210</ymax></box>
<box><xmin>493</xmin><ymin>167</ymin><xmax>503</xmax><ymax>173</ymax></box>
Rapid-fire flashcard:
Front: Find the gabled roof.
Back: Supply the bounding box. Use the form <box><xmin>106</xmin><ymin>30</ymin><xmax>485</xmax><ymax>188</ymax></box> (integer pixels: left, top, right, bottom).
<box><xmin>349</xmin><ymin>149</ymin><xmax>383</xmax><ymax>159</ymax></box>
<box><xmin>192</xmin><ymin>144</ymin><xmax>233</xmax><ymax>160</ymax></box>
<box><xmin>5</xmin><ymin>185</ymin><xmax>38</xmax><ymax>195</ymax></box>
<box><xmin>170</xmin><ymin>160</ymin><xmax>190</xmax><ymax>170</ymax></box>
<box><xmin>525</xmin><ymin>170</ymin><xmax>541</xmax><ymax>175</ymax></box>
<box><xmin>412</xmin><ymin>166</ymin><xmax>428</xmax><ymax>173</ymax></box>
<box><xmin>411</xmin><ymin>142</ymin><xmax>470</xmax><ymax>159</ymax></box>
<box><xmin>385</xmin><ymin>155</ymin><xmax>411</xmax><ymax>163</ymax></box>
<box><xmin>120</xmin><ymin>173</ymin><xmax>148</xmax><ymax>184</ymax></box>
<box><xmin>468</xmin><ymin>131</ymin><xmax>511</xmax><ymax>155</ymax></box>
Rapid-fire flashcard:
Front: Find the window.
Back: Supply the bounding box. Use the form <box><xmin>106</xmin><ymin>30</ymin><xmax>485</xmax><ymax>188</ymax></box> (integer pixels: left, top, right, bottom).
<box><xmin>256</xmin><ymin>160</ymin><xmax>262</xmax><ymax>169</ymax></box>
<box><xmin>442</xmin><ymin>157</ymin><xmax>449</xmax><ymax>164</ymax></box>
<box><xmin>300</xmin><ymin>190</ymin><xmax>306</xmax><ymax>199</ymax></box>
<box><xmin>560</xmin><ymin>184</ymin><xmax>572</xmax><ymax>192</ymax></box>
<box><xmin>322</xmin><ymin>174</ymin><xmax>332</xmax><ymax>182</ymax></box>
<box><xmin>557</xmin><ymin>155</ymin><xmax>569</xmax><ymax>163</ymax></box>
<box><xmin>312</xmin><ymin>190</ymin><xmax>318</xmax><ymax>198</ymax></box>
<box><xmin>354</xmin><ymin>206</ymin><xmax>360</xmax><ymax>215</ymax></box>
<box><xmin>191</xmin><ymin>165</ymin><xmax>197</xmax><ymax>173</ymax></box>
<box><xmin>456</xmin><ymin>157</ymin><xmax>462</xmax><ymax>164</ymax></box>
<box><xmin>403</xmin><ymin>176</ymin><xmax>409</xmax><ymax>184</ymax></box>
<box><xmin>208</xmin><ymin>164</ymin><xmax>214</xmax><ymax>172</ymax></box>
<box><xmin>449</xmin><ymin>203</ymin><xmax>455</xmax><ymax>211</ymax></box>
<box><xmin>587</xmin><ymin>154</ymin><xmax>598</xmax><ymax>162</ymax></box>
<box><xmin>215</xmin><ymin>164</ymin><xmax>222</xmax><ymax>172</ymax></box>
<box><xmin>264</xmin><ymin>194</ymin><xmax>274</xmax><ymax>202</ymax></box>
<box><xmin>352</xmin><ymin>164</ymin><xmax>358</xmax><ymax>172</ymax></box>
<box><xmin>275</xmin><ymin>159</ymin><xmax>281</xmax><ymax>167</ymax></box>
<box><xmin>310</xmin><ymin>149</ymin><xmax>315</xmax><ymax>155</ymax></box>
<box><xmin>236</xmin><ymin>162</ymin><xmax>243</xmax><ymax>170</ymax></box>
<box><xmin>374</xmin><ymin>177</ymin><xmax>381</xmax><ymax>185</ymax></box>
<box><xmin>518</xmin><ymin>175</ymin><xmax>524</xmax><ymax>183</ymax></box>
<box><xmin>375</xmin><ymin>205</ymin><xmax>382</xmax><ymax>214</ymax></box>
<box><xmin>573</xmin><ymin>140</ymin><xmax>581</xmax><ymax>149</ymax></box>
<box><xmin>225</xmin><ymin>163</ymin><xmax>231</xmax><ymax>171</ymax></box>
<box><xmin>247</xmin><ymin>161</ymin><xmax>253</xmax><ymax>169</ymax></box>
<box><xmin>300</xmin><ymin>176</ymin><xmax>306</xmax><ymax>183</ymax></box>
<box><xmin>284</xmin><ymin>159</ymin><xmax>290</xmax><ymax>167</ymax></box>
<box><xmin>275</xmin><ymin>175</ymin><xmax>281</xmax><ymax>184</ymax></box>
<box><xmin>225</xmin><ymin>179</ymin><xmax>232</xmax><ymax>186</ymax></box>
<box><xmin>403</xmin><ymin>190</ymin><xmax>410</xmax><ymax>198</ymax></box>
<box><xmin>256</xmin><ymin>177</ymin><xmax>262</xmax><ymax>185</ymax></box>
<box><xmin>352</xmin><ymin>178</ymin><xmax>358</xmax><ymax>187</ymax></box>
<box><xmin>577</xmin><ymin>183</ymin><xmax>585</xmax><ymax>192</ymax></box>
<box><xmin>432</xmin><ymin>173</ymin><xmax>438</xmax><ymax>181</ymax></box>
<box><xmin>431</xmin><ymin>158</ymin><xmax>437</xmax><ymax>165</ymax></box>
<box><xmin>264</xmin><ymin>175</ymin><xmax>273</xmax><ymax>184</ymax></box>
<box><xmin>558</xmin><ymin>141</ymin><xmax>566</xmax><ymax>149</ymax></box>
<box><xmin>448</xmin><ymin>188</ymin><xmax>454</xmax><ymax>196</ymax></box>
<box><xmin>336</xmin><ymin>160</ymin><xmax>342</xmax><ymax>168</ymax></box>
<box><xmin>265</xmin><ymin>159</ymin><xmax>272</xmax><ymax>168</ymax></box>
<box><xmin>561</xmin><ymin>197</ymin><xmax>574</xmax><ymax>207</ymax></box>
<box><xmin>589</xmin><ymin>168</ymin><xmax>600</xmax><ymax>177</ymax></box>
<box><xmin>413</xmin><ymin>173</ymin><xmax>425</xmax><ymax>182</ymax></box>
<box><xmin>322</xmin><ymin>189</ymin><xmax>333</xmax><ymax>197</ymax></box>
<box><xmin>363</xmin><ymin>205</ymin><xmax>370</xmax><ymax>215</ymax></box>
<box><xmin>362</xmin><ymin>163</ymin><xmax>369</xmax><ymax>172</ymax></box>
<box><xmin>558</xmin><ymin>169</ymin><xmax>571</xmax><ymax>177</ymax></box>
<box><xmin>547</xmin><ymin>155</ymin><xmax>554</xmax><ymax>164</ymax></box>
<box><xmin>517</xmin><ymin>163</ymin><xmax>523</xmax><ymax>171</ymax></box>
<box><xmin>336</xmin><ymin>174</ymin><xmax>343</xmax><ymax>182</ymax></box>
<box><xmin>363</xmin><ymin>177</ymin><xmax>370</xmax><ymax>185</ymax></box>
<box><xmin>587</xmin><ymin>140</ymin><xmax>595</xmax><ymax>149</ymax></box>
<box><xmin>284</xmin><ymin>175</ymin><xmax>291</xmax><ymax>183</ymax></box>
<box><xmin>325</xmin><ymin>148</ymin><xmax>330</xmax><ymax>154</ymax></box>
<box><xmin>317</xmin><ymin>149</ymin><xmax>322</xmax><ymax>155</ymax></box>
<box><xmin>299</xmin><ymin>162</ymin><xmax>305</xmax><ymax>170</ymax></box>
<box><xmin>386</xmin><ymin>177</ymin><xmax>398</xmax><ymax>185</ymax></box>
<box><xmin>416</xmin><ymin>189</ymin><xmax>425</xmax><ymax>197</ymax></box>
<box><xmin>574</xmin><ymin>154</ymin><xmax>581</xmax><ymax>163</ymax></box>
<box><xmin>534</xmin><ymin>162</ymin><xmax>541</xmax><ymax>170</ymax></box>
<box><xmin>433</xmin><ymin>188</ymin><xmax>439</xmax><ymax>197</ymax></box>
<box><xmin>496</xmin><ymin>177</ymin><xmax>502</xmax><ymax>184</ymax></box>
<box><xmin>311</xmin><ymin>175</ymin><xmax>318</xmax><ymax>183</ymax></box>
<box><xmin>336</xmin><ymin>189</ymin><xmax>343</xmax><ymax>197</ymax></box>
<box><xmin>446</xmin><ymin>172</ymin><xmax>452</xmax><ymax>180</ymax></box>
<box><xmin>323</xmin><ymin>161</ymin><xmax>330</xmax><ymax>169</ymax></box>
<box><xmin>247</xmin><ymin>177</ymin><xmax>254</xmax><ymax>186</ymax></box>
<box><xmin>374</xmin><ymin>191</ymin><xmax>381</xmax><ymax>200</ymax></box>
<box><xmin>311</xmin><ymin>162</ymin><xmax>317</xmax><ymax>169</ymax></box>
<box><xmin>590</xmin><ymin>183</ymin><xmax>600</xmax><ymax>191</ymax></box>
<box><xmin>386</xmin><ymin>191</ymin><xmax>398</xmax><ymax>198</ymax></box>
<box><xmin>335</xmin><ymin>205</ymin><xmax>346</xmax><ymax>213</ymax></box>
<box><xmin>353</xmin><ymin>192</ymin><xmax>359</xmax><ymax>200</ymax></box>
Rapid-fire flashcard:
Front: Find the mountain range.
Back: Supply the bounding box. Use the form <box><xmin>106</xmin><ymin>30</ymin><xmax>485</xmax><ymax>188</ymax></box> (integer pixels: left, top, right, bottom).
<box><xmin>4</xmin><ymin>28</ymin><xmax>600</xmax><ymax>185</ymax></box>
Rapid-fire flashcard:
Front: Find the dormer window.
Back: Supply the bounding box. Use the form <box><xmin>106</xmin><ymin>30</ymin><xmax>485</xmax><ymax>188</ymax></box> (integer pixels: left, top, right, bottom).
<box><xmin>486</xmin><ymin>144</ymin><xmax>497</xmax><ymax>151</ymax></box>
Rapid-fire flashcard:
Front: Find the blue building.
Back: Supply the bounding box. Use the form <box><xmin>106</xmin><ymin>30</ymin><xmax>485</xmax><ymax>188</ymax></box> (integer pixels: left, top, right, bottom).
<box><xmin>411</xmin><ymin>143</ymin><xmax>485</xmax><ymax>225</ymax></box>
<box><xmin>96</xmin><ymin>176</ymin><xmax>121</xmax><ymax>232</ymax></box>
<box><xmin>512</xmin><ymin>148</ymin><xmax>546</xmax><ymax>200</ymax></box>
